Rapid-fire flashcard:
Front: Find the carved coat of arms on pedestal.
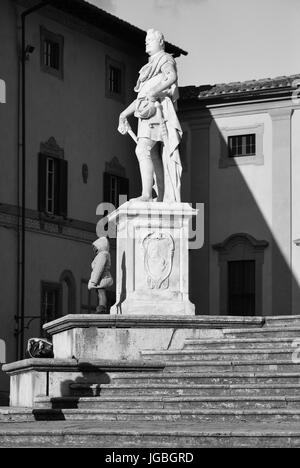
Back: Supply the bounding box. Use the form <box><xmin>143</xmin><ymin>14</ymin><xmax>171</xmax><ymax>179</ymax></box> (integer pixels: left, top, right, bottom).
<box><xmin>142</xmin><ymin>232</ymin><xmax>175</xmax><ymax>290</ymax></box>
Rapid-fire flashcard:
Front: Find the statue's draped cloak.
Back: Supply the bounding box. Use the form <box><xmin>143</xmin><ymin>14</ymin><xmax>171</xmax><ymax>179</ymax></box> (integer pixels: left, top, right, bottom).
<box><xmin>135</xmin><ymin>51</ymin><xmax>183</xmax><ymax>203</ymax></box>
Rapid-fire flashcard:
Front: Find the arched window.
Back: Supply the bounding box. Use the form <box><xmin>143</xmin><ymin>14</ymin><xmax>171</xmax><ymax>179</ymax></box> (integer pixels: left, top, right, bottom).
<box><xmin>213</xmin><ymin>234</ymin><xmax>268</xmax><ymax>316</ymax></box>
<box><xmin>59</xmin><ymin>270</ymin><xmax>76</xmax><ymax>315</ymax></box>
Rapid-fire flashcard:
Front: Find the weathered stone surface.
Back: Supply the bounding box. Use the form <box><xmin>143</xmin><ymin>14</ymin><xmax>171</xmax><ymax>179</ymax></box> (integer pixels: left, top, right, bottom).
<box><xmin>43</xmin><ymin>314</ymin><xmax>264</xmax><ymax>360</ymax></box>
<box><xmin>107</xmin><ymin>202</ymin><xmax>199</xmax><ymax>316</ymax></box>
<box><xmin>2</xmin><ymin>359</ymin><xmax>164</xmax><ymax>407</ymax></box>
<box><xmin>1</xmin><ymin>420</ymin><xmax>300</xmax><ymax>448</ymax></box>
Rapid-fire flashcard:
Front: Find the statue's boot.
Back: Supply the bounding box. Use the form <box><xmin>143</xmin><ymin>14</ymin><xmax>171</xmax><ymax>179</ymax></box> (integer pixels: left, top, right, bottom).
<box><xmin>96</xmin><ymin>305</ymin><xmax>107</xmax><ymax>314</ymax></box>
<box><xmin>131</xmin><ymin>158</ymin><xmax>154</xmax><ymax>202</ymax></box>
<box><xmin>153</xmin><ymin>154</ymin><xmax>164</xmax><ymax>202</ymax></box>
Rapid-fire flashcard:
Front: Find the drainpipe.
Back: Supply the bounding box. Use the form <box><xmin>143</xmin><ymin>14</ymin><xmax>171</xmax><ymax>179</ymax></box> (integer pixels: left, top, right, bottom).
<box><xmin>20</xmin><ymin>1</ymin><xmax>49</xmax><ymax>360</ymax></box>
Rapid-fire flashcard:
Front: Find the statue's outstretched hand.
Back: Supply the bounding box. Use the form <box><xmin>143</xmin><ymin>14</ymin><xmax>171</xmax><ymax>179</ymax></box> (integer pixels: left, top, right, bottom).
<box><xmin>118</xmin><ymin>114</ymin><xmax>130</xmax><ymax>135</ymax></box>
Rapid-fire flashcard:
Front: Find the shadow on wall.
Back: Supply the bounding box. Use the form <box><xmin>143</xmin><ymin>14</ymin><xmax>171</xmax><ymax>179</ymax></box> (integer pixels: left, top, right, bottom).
<box><xmin>184</xmin><ymin>105</ymin><xmax>297</xmax><ymax>317</ymax></box>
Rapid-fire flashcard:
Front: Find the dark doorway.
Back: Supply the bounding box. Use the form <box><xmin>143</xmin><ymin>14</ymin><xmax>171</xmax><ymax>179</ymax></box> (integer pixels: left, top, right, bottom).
<box><xmin>228</xmin><ymin>260</ymin><xmax>255</xmax><ymax>316</ymax></box>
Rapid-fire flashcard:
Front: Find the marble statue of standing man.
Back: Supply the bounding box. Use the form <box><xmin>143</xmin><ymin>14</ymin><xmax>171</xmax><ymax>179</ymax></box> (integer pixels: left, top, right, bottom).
<box><xmin>118</xmin><ymin>29</ymin><xmax>182</xmax><ymax>203</ymax></box>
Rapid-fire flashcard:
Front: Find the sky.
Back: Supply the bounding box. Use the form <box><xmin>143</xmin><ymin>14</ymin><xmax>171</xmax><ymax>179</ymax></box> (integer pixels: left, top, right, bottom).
<box><xmin>88</xmin><ymin>0</ymin><xmax>299</xmax><ymax>87</ymax></box>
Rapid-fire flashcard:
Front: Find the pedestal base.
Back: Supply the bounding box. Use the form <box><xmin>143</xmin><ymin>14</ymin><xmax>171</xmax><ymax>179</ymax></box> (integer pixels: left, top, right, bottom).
<box><xmin>107</xmin><ymin>201</ymin><xmax>199</xmax><ymax>316</ymax></box>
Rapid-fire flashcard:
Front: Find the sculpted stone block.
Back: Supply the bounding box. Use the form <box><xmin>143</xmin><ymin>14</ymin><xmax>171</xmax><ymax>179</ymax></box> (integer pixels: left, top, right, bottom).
<box><xmin>108</xmin><ymin>201</ymin><xmax>197</xmax><ymax>315</ymax></box>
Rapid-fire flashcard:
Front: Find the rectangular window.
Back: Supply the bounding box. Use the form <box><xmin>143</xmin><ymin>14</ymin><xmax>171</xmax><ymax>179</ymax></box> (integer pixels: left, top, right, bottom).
<box><xmin>40</xmin><ymin>27</ymin><xmax>64</xmax><ymax>79</ymax></box>
<box><xmin>80</xmin><ymin>280</ymin><xmax>98</xmax><ymax>314</ymax></box>
<box><xmin>43</xmin><ymin>39</ymin><xmax>60</xmax><ymax>70</ymax></box>
<box><xmin>41</xmin><ymin>282</ymin><xmax>61</xmax><ymax>335</ymax></box>
<box><xmin>38</xmin><ymin>154</ymin><xmax>68</xmax><ymax>217</ymax></box>
<box><xmin>46</xmin><ymin>157</ymin><xmax>56</xmax><ymax>214</ymax></box>
<box><xmin>109</xmin><ymin>66</ymin><xmax>122</xmax><ymax>94</ymax></box>
<box><xmin>228</xmin><ymin>134</ymin><xmax>256</xmax><ymax>158</ymax></box>
<box><xmin>228</xmin><ymin>260</ymin><xmax>255</xmax><ymax>316</ymax></box>
<box><xmin>106</xmin><ymin>56</ymin><xmax>125</xmax><ymax>101</ymax></box>
<box><xmin>103</xmin><ymin>172</ymin><xmax>129</xmax><ymax>207</ymax></box>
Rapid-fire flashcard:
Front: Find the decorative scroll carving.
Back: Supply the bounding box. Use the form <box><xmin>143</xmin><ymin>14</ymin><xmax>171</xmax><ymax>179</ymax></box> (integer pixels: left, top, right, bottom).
<box><xmin>142</xmin><ymin>232</ymin><xmax>175</xmax><ymax>290</ymax></box>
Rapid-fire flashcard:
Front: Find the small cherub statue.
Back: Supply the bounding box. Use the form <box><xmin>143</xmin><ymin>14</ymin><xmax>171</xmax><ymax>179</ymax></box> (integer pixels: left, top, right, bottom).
<box><xmin>88</xmin><ymin>237</ymin><xmax>113</xmax><ymax>314</ymax></box>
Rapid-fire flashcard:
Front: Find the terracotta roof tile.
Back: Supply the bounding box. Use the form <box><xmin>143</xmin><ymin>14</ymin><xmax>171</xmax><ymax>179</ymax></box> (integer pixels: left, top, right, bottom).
<box><xmin>180</xmin><ymin>74</ymin><xmax>300</xmax><ymax>101</ymax></box>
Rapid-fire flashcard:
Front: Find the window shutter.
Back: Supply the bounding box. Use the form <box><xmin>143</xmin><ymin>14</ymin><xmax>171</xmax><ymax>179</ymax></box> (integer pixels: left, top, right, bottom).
<box><xmin>58</xmin><ymin>159</ymin><xmax>68</xmax><ymax>217</ymax></box>
<box><xmin>38</xmin><ymin>153</ymin><xmax>47</xmax><ymax>212</ymax></box>
<box><xmin>103</xmin><ymin>172</ymin><xmax>111</xmax><ymax>203</ymax></box>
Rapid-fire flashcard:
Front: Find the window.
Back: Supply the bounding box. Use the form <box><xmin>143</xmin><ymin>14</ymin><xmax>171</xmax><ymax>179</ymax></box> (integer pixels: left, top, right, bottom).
<box><xmin>228</xmin><ymin>134</ymin><xmax>256</xmax><ymax>158</ymax></box>
<box><xmin>109</xmin><ymin>66</ymin><xmax>122</xmax><ymax>94</ymax></box>
<box><xmin>41</xmin><ymin>282</ymin><xmax>61</xmax><ymax>335</ymax></box>
<box><xmin>106</xmin><ymin>56</ymin><xmax>125</xmax><ymax>101</ymax></box>
<box><xmin>80</xmin><ymin>280</ymin><xmax>98</xmax><ymax>314</ymax></box>
<box><xmin>38</xmin><ymin>153</ymin><xmax>68</xmax><ymax>217</ymax></box>
<box><xmin>40</xmin><ymin>27</ymin><xmax>64</xmax><ymax>79</ymax></box>
<box><xmin>228</xmin><ymin>260</ymin><xmax>255</xmax><ymax>316</ymax></box>
<box><xmin>103</xmin><ymin>172</ymin><xmax>129</xmax><ymax>207</ymax></box>
<box><xmin>219</xmin><ymin>124</ymin><xmax>264</xmax><ymax>168</ymax></box>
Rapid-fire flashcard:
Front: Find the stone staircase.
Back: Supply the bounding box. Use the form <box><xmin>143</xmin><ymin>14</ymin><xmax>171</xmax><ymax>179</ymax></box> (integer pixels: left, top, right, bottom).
<box><xmin>1</xmin><ymin>315</ymin><xmax>300</xmax><ymax>447</ymax></box>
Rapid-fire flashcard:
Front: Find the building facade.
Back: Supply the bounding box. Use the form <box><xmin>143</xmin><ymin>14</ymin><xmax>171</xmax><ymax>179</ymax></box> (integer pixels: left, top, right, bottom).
<box><xmin>179</xmin><ymin>76</ymin><xmax>300</xmax><ymax>319</ymax></box>
<box><xmin>0</xmin><ymin>0</ymin><xmax>186</xmax><ymax>402</ymax></box>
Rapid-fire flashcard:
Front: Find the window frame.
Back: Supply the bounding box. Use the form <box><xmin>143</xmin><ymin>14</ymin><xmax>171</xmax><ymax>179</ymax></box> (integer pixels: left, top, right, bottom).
<box><xmin>219</xmin><ymin>124</ymin><xmax>264</xmax><ymax>168</ymax></box>
<box><xmin>103</xmin><ymin>171</ymin><xmax>129</xmax><ymax>208</ymax></box>
<box><xmin>40</xmin><ymin>26</ymin><xmax>64</xmax><ymax>80</ymax></box>
<box><xmin>105</xmin><ymin>56</ymin><xmax>125</xmax><ymax>102</ymax></box>
<box><xmin>40</xmin><ymin>281</ymin><xmax>62</xmax><ymax>335</ymax></box>
<box><xmin>228</xmin><ymin>133</ymin><xmax>256</xmax><ymax>158</ymax></box>
<box><xmin>38</xmin><ymin>151</ymin><xmax>68</xmax><ymax>218</ymax></box>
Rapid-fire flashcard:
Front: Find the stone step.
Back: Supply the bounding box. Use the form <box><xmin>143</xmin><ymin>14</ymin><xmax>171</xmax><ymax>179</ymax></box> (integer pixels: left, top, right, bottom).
<box><xmin>34</xmin><ymin>395</ymin><xmax>300</xmax><ymax>411</ymax></box>
<box><xmin>142</xmin><ymin>349</ymin><xmax>294</xmax><ymax>362</ymax></box>
<box><xmin>223</xmin><ymin>326</ymin><xmax>300</xmax><ymax>339</ymax></box>
<box><xmin>7</xmin><ymin>407</ymin><xmax>300</xmax><ymax>425</ymax></box>
<box><xmin>163</xmin><ymin>360</ymin><xmax>300</xmax><ymax>373</ymax></box>
<box><xmin>184</xmin><ymin>337</ymin><xmax>296</xmax><ymax>351</ymax></box>
<box><xmin>110</xmin><ymin>371</ymin><xmax>300</xmax><ymax>386</ymax></box>
<box><xmin>1</xmin><ymin>420</ymin><xmax>300</xmax><ymax>448</ymax></box>
<box><xmin>69</xmin><ymin>382</ymin><xmax>300</xmax><ymax>398</ymax></box>
<box><xmin>264</xmin><ymin>316</ymin><xmax>300</xmax><ymax>328</ymax></box>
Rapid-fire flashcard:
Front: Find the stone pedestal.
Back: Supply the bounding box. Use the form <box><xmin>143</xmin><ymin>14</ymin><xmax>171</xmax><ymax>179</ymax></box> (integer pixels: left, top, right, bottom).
<box><xmin>108</xmin><ymin>201</ymin><xmax>198</xmax><ymax>315</ymax></box>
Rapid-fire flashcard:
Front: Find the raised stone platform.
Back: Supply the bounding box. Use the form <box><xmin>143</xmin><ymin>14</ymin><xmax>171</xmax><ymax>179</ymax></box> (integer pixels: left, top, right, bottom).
<box><xmin>44</xmin><ymin>314</ymin><xmax>265</xmax><ymax>361</ymax></box>
<box><xmin>2</xmin><ymin>359</ymin><xmax>164</xmax><ymax>407</ymax></box>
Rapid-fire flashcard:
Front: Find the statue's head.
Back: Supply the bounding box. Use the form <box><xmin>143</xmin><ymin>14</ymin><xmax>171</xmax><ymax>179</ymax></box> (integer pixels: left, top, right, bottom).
<box><xmin>146</xmin><ymin>29</ymin><xmax>165</xmax><ymax>56</ymax></box>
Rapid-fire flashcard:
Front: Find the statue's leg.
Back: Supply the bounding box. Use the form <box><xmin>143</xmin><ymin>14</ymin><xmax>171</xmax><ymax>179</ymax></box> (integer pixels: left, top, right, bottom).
<box><xmin>134</xmin><ymin>138</ymin><xmax>156</xmax><ymax>201</ymax></box>
<box><xmin>152</xmin><ymin>143</ymin><xmax>164</xmax><ymax>202</ymax></box>
<box><xmin>96</xmin><ymin>289</ymin><xmax>107</xmax><ymax>314</ymax></box>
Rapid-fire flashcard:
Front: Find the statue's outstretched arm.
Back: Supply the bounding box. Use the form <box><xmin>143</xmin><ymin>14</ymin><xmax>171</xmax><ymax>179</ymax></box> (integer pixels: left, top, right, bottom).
<box><xmin>120</xmin><ymin>100</ymin><xmax>137</xmax><ymax>119</ymax></box>
<box><xmin>118</xmin><ymin>100</ymin><xmax>137</xmax><ymax>136</ymax></box>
